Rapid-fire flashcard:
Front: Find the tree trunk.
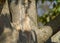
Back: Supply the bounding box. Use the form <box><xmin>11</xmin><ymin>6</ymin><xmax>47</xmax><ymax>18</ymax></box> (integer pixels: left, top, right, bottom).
<box><xmin>8</xmin><ymin>0</ymin><xmax>37</xmax><ymax>31</ymax></box>
<box><xmin>8</xmin><ymin>0</ymin><xmax>38</xmax><ymax>43</ymax></box>
<box><xmin>0</xmin><ymin>0</ymin><xmax>53</xmax><ymax>43</ymax></box>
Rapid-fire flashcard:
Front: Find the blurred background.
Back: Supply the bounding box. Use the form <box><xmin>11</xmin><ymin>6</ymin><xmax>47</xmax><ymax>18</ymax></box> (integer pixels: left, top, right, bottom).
<box><xmin>37</xmin><ymin>0</ymin><xmax>60</xmax><ymax>43</ymax></box>
<box><xmin>37</xmin><ymin>0</ymin><xmax>60</xmax><ymax>26</ymax></box>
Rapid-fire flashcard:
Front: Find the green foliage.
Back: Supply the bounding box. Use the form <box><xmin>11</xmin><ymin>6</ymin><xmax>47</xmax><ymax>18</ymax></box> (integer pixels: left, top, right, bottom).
<box><xmin>41</xmin><ymin>0</ymin><xmax>45</xmax><ymax>3</ymax></box>
<box><xmin>37</xmin><ymin>0</ymin><xmax>60</xmax><ymax>25</ymax></box>
<box><xmin>56</xmin><ymin>0</ymin><xmax>60</xmax><ymax>2</ymax></box>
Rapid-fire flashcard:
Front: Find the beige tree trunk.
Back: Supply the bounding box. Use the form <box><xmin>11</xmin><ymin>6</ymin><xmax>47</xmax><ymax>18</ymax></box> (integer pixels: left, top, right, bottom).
<box><xmin>0</xmin><ymin>0</ymin><xmax>53</xmax><ymax>43</ymax></box>
<box><xmin>8</xmin><ymin>0</ymin><xmax>37</xmax><ymax>31</ymax></box>
<box><xmin>8</xmin><ymin>0</ymin><xmax>38</xmax><ymax>43</ymax></box>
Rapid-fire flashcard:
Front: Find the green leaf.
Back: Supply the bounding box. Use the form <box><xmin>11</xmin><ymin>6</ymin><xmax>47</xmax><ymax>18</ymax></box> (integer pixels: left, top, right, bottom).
<box><xmin>41</xmin><ymin>0</ymin><xmax>45</xmax><ymax>3</ymax></box>
<box><xmin>56</xmin><ymin>0</ymin><xmax>60</xmax><ymax>2</ymax></box>
<box><xmin>57</xmin><ymin>7</ymin><xmax>60</xmax><ymax>12</ymax></box>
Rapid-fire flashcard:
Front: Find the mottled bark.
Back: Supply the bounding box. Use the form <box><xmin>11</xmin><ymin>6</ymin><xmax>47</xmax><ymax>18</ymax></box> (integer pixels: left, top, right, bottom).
<box><xmin>1</xmin><ymin>0</ymin><xmax>9</xmax><ymax>15</ymax></box>
<box><xmin>0</xmin><ymin>0</ymin><xmax>5</xmax><ymax>14</ymax></box>
<box><xmin>0</xmin><ymin>0</ymin><xmax>53</xmax><ymax>43</ymax></box>
<box><xmin>8</xmin><ymin>0</ymin><xmax>53</xmax><ymax>43</ymax></box>
<box><xmin>8</xmin><ymin>0</ymin><xmax>37</xmax><ymax>31</ymax></box>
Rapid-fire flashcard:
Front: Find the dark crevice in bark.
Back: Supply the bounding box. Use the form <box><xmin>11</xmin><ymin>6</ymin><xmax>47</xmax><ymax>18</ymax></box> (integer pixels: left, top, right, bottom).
<box><xmin>21</xmin><ymin>0</ymin><xmax>31</xmax><ymax>14</ymax></box>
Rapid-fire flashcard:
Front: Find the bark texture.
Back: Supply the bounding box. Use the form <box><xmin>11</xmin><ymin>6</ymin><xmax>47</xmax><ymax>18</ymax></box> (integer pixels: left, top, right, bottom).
<box><xmin>0</xmin><ymin>0</ymin><xmax>53</xmax><ymax>43</ymax></box>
